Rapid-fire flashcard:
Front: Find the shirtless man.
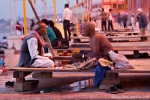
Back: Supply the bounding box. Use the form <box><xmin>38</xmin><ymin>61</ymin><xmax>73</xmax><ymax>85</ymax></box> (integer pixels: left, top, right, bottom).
<box><xmin>72</xmin><ymin>22</ymin><xmax>113</xmax><ymax>60</ymax></box>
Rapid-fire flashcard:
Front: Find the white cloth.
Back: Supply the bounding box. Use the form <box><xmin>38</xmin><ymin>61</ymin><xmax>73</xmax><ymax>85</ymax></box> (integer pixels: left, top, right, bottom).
<box><xmin>63</xmin><ymin>8</ymin><xmax>72</xmax><ymax>21</ymax></box>
<box><xmin>131</xmin><ymin>17</ymin><xmax>135</xmax><ymax>27</ymax></box>
<box><xmin>27</xmin><ymin>38</ymin><xmax>54</xmax><ymax>68</ymax></box>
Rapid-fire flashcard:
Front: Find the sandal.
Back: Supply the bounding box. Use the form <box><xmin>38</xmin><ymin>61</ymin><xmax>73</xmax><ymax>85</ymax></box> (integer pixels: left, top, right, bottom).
<box><xmin>114</xmin><ymin>84</ymin><xmax>124</xmax><ymax>93</ymax></box>
<box><xmin>105</xmin><ymin>86</ymin><xmax>118</xmax><ymax>94</ymax></box>
<box><xmin>5</xmin><ymin>81</ymin><xmax>15</xmax><ymax>88</ymax></box>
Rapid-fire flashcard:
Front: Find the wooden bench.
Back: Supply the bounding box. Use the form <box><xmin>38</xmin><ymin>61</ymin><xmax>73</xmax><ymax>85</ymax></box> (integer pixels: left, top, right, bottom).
<box><xmin>10</xmin><ymin>62</ymin><xmax>150</xmax><ymax>91</ymax></box>
<box><xmin>71</xmin><ymin>35</ymin><xmax>149</xmax><ymax>42</ymax></box>
<box><xmin>101</xmin><ymin>31</ymin><xmax>139</xmax><ymax>34</ymax></box>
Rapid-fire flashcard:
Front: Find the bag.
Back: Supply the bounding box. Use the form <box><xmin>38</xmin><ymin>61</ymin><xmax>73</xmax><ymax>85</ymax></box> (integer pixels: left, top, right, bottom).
<box><xmin>108</xmin><ymin>51</ymin><xmax>133</xmax><ymax>69</ymax></box>
<box><xmin>51</xmin><ymin>38</ymin><xmax>69</xmax><ymax>49</ymax></box>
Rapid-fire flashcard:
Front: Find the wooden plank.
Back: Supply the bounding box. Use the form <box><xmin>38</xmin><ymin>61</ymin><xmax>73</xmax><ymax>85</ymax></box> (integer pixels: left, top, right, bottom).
<box><xmin>101</xmin><ymin>31</ymin><xmax>140</xmax><ymax>34</ymax></box>
<box><xmin>71</xmin><ymin>42</ymin><xmax>150</xmax><ymax>46</ymax></box>
<box><xmin>55</xmin><ymin>46</ymin><xmax>150</xmax><ymax>51</ymax></box>
<box><xmin>72</xmin><ymin>35</ymin><xmax>149</xmax><ymax>39</ymax></box>
<box><xmin>9</xmin><ymin>65</ymin><xmax>150</xmax><ymax>73</ymax></box>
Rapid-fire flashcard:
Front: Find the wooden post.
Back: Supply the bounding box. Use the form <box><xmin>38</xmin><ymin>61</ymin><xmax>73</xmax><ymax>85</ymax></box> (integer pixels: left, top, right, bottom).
<box><xmin>28</xmin><ymin>0</ymin><xmax>55</xmax><ymax>56</ymax></box>
<box><xmin>23</xmin><ymin>0</ymin><xmax>27</xmax><ymax>35</ymax></box>
<box><xmin>10</xmin><ymin>0</ymin><xmax>12</xmax><ymax>36</ymax></box>
<box><xmin>53</xmin><ymin>0</ymin><xmax>57</xmax><ymax>26</ymax></box>
<box><xmin>76</xmin><ymin>0</ymin><xmax>79</xmax><ymax>35</ymax></box>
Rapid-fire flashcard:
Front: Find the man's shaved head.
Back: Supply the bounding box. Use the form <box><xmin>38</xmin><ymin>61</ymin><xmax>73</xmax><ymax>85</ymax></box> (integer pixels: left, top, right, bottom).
<box><xmin>82</xmin><ymin>21</ymin><xmax>95</xmax><ymax>36</ymax></box>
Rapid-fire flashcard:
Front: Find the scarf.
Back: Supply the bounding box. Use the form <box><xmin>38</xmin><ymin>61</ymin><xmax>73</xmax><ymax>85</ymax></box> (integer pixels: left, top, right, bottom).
<box><xmin>25</xmin><ymin>31</ymin><xmax>46</xmax><ymax>56</ymax></box>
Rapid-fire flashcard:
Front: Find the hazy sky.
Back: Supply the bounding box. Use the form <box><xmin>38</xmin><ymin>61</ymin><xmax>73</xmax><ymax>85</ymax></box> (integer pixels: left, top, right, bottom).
<box><xmin>0</xmin><ymin>0</ymin><xmax>77</xmax><ymax>20</ymax></box>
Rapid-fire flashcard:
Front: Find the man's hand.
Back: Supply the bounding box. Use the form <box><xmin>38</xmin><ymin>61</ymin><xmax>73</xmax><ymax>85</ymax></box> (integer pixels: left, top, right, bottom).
<box><xmin>46</xmin><ymin>56</ymin><xmax>55</xmax><ymax>62</ymax></box>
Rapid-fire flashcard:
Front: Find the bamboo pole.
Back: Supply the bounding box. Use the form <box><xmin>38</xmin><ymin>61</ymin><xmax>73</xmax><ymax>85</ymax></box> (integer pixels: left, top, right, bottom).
<box><xmin>28</xmin><ymin>0</ymin><xmax>55</xmax><ymax>56</ymax></box>
<box><xmin>23</xmin><ymin>0</ymin><xmax>27</xmax><ymax>35</ymax></box>
<box><xmin>76</xmin><ymin>2</ymin><xmax>79</xmax><ymax>35</ymax></box>
<box><xmin>14</xmin><ymin>0</ymin><xmax>16</xmax><ymax>34</ymax></box>
<box><xmin>10</xmin><ymin>0</ymin><xmax>12</xmax><ymax>36</ymax></box>
<box><xmin>53</xmin><ymin>0</ymin><xmax>57</xmax><ymax>26</ymax></box>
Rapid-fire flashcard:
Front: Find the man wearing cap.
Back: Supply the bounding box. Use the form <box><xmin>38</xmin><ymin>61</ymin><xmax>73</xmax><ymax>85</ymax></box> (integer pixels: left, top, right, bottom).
<box><xmin>137</xmin><ymin>8</ymin><xmax>148</xmax><ymax>40</ymax></box>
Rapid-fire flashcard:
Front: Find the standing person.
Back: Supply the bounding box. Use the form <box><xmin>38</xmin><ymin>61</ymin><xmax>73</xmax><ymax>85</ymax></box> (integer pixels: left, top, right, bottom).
<box><xmin>48</xmin><ymin>20</ymin><xmax>63</xmax><ymax>39</ymax></box>
<box><xmin>63</xmin><ymin>4</ymin><xmax>72</xmax><ymax>41</ymax></box>
<box><xmin>137</xmin><ymin>8</ymin><xmax>148</xmax><ymax>40</ymax></box>
<box><xmin>108</xmin><ymin>9</ymin><xmax>114</xmax><ymax>31</ymax></box>
<box><xmin>131</xmin><ymin>15</ymin><xmax>135</xmax><ymax>30</ymax></box>
<box><xmin>101</xmin><ymin>8</ymin><xmax>107</xmax><ymax>31</ymax></box>
<box><xmin>117</xmin><ymin>13</ymin><xmax>122</xmax><ymax>26</ymax></box>
<box><xmin>122</xmin><ymin>14</ymin><xmax>128</xmax><ymax>28</ymax></box>
<box><xmin>18</xmin><ymin>22</ymin><xmax>55</xmax><ymax>68</ymax></box>
<box><xmin>16</xmin><ymin>21</ymin><xmax>22</xmax><ymax>35</ymax></box>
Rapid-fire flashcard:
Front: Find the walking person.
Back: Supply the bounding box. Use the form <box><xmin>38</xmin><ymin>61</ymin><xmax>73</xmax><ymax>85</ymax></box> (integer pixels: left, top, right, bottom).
<box><xmin>108</xmin><ymin>9</ymin><xmax>114</xmax><ymax>31</ymax></box>
<box><xmin>63</xmin><ymin>4</ymin><xmax>72</xmax><ymax>41</ymax></box>
<box><xmin>101</xmin><ymin>8</ymin><xmax>107</xmax><ymax>31</ymax></box>
<box><xmin>117</xmin><ymin>13</ymin><xmax>122</xmax><ymax>26</ymax></box>
<box><xmin>122</xmin><ymin>14</ymin><xmax>128</xmax><ymax>28</ymax></box>
<box><xmin>131</xmin><ymin>15</ymin><xmax>135</xmax><ymax>31</ymax></box>
<box><xmin>137</xmin><ymin>8</ymin><xmax>148</xmax><ymax>40</ymax></box>
<box><xmin>16</xmin><ymin>21</ymin><xmax>22</xmax><ymax>35</ymax></box>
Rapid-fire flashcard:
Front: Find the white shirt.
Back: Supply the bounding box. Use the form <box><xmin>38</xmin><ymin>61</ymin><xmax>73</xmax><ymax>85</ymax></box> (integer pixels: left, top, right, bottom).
<box><xmin>27</xmin><ymin>38</ymin><xmax>54</xmax><ymax>68</ymax></box>
<box><xmin>27</xmin><ymin>38</ymin><xmax>49</xmax><ymax>60</ymax></box>
<box><xmin>131</xmin><ymin>17</ymin><xmax>134</xmax><ymax>24</ymax></box>
<box><xmin>63</xmin><ymin>8</ymin><xmax>72</xmax><ymax>21</ymax></box>
<box><xmin>108</xmin><ymin>12</ymin><xmax>113</xmax><ymax>20</ymax></box>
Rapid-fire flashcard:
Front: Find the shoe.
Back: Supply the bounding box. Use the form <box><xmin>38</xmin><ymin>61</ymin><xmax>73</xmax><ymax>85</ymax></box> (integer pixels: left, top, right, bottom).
<box><xmin>105</xmin><ymin>86</ymin><xmax>118</xmax><ymax>94</ymax></box>
<box><xmin>5</xmin><ymin>81</ymin><xmax>15</xmax><ymax>88</ymax></box>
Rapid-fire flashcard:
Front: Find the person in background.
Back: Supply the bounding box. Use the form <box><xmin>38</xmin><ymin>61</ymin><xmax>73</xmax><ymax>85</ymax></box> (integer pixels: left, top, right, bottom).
<box><xmin>30</xmin><ymin>19</ymin><xmax>35</xmax><ymax>31</ymax></box>
<box><xmin>108</xmin><ymin>9</ymin><xmax>114</xmax><ymax>31</ymax></box>
<box><xmin>63</xmin><ymin>4</ymin><xmax>72</xmax><ymax>41</ymax></box>
<box><xmin>131</xmin><ymin>15</ymin><xmax>135</xmax><ymax>30</ymax></box>
<box><xmin>79</xmin><ymin>18</ymin><xmax>87</xmax><ymax>35</ymax></box>
<box><xmin>122</xmin><ymin>13</ymin><xmax>128</xmax><ymax>28</ymax></box>
<box><xmin>41</xmin><ymin>19</ymin><xmax>56</xmax><ymax>53</ymax></box>
<box><xmin>16</xmin><ymin>21</ymin><xmax>22</xmax><ymax>35</ymax></box>
<box><xmin>48</xmin><ymin>20</ymin><xmax>63</xmax><ymax>39</ymax></box>
<box><xmin>117</xmin><ymin>13</ymin><xmax>122</xmax><ymax>26</ymax></box>
<box><xmin>18</xmin><ymin>22</ymin><xmax>55</xmax><ymax>68</ymax></box>
<box><xmin>101</xmin><ymin>8</ymin><xmax>107</xmax><ymax>31</ymax></box>
<box><xmin>137</xmin><ymin>8</ymin><xmax>148</xmax><ymax>40</ymax></box>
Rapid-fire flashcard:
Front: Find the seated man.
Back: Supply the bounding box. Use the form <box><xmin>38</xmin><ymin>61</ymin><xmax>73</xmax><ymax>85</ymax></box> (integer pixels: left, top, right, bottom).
<box><xmin>72</xmin><ymin>21</ymin><xmax>113</xmax><ymax>60</ymax></box>
<box><xmin>48</xmin><ymin>20</ymin><xmax>63</xmax><ymax>39</ymax></box>
<box><xmin>18</xmin><ymin>22</ymin><xmax>54</xmax><ymax>68</ymax></box>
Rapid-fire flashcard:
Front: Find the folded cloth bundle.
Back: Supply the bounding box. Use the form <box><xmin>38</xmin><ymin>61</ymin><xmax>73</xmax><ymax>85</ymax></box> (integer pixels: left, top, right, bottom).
<box><xmin>98</xmin><ymin>58</ymin><xmax>113</xmax><ymax>67</ymax></box>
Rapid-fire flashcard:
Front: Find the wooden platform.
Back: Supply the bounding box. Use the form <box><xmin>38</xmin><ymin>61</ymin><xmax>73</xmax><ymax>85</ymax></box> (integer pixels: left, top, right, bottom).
<box><xmin>9</xmin><ymin>64</ymin><xmax>150</xmax><ymax>73</ymax></box>
<box><xmin>9</xmin><ymin>59</ymin><xmax>150</xmax><ymax>91</ymax></box>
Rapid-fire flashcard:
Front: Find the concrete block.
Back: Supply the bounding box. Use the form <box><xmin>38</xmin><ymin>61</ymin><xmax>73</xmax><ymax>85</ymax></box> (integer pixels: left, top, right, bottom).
<box><xmin>105</xmin><ymin>73</ymin><xmax>118</xmax><ymax>79</ymax></box>
<box><xmin>7</xmin><ymin>36</ymin><xmax>24</xmax><ymax>50</ymax></box>
<box><xmin>99</xmin><ymin>84</ymin><xmax>114</xmax><ymax>90</ymax></box>
<box><xmin>32</xmin><ymin>72</ymin><xmax>53</xmax><ymax>78</ymax></box>
<box><xmin>101</xmin><ymin>78</ymin><xmax>120</xmax><ymax>84</ymax></box>
<box><xmin>14</xmin><ymin>80</ymin><xmax>39</xmax><ymax>92</ymax></box>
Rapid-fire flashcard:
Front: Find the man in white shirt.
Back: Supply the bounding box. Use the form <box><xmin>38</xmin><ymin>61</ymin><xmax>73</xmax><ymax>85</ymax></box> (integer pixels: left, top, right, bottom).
<box><xmin>63</xmin><ymin>4</ymin><xmax>72</xmax><ymax>41</ymax></box>
<box><xmin>108</xmin><ymin>9</ymin><xmax>114</xmax><ymax>31</ymax></box>
<box><xmin>18</xmin><ymin>22</ymin><xmax>54</xmax><ymax>68</ymax></box>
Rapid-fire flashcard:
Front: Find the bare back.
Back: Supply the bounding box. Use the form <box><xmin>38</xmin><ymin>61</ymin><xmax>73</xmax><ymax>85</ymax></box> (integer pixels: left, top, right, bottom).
<box><xmin>90</xmin><ymin>32</ymin><xmax>113</xmax><ymax>56</ymax></box>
